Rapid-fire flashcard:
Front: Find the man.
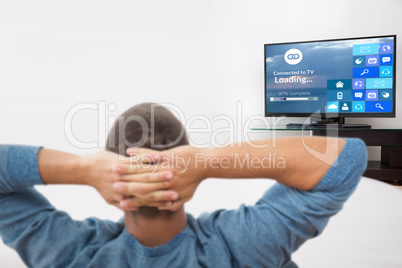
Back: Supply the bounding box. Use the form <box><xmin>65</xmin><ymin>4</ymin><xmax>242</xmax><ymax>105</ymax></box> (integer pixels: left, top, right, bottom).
<box><xmin>0</xmin><ymin>103</ymin><xmax>367</xmax><ymax>267</ymax></box>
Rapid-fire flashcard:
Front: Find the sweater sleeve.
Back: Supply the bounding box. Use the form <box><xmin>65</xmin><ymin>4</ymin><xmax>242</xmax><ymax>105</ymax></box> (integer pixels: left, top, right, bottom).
<box><xmin>0</xmin><ymin>145</ymin><xmax>44</xmax><ymax>194</ymax></box>
<box><xmin>0</xmin><ymin>145</ymin><xmax>122</xmax><ymax>268</ymax></box>
<box><xmin>199</xmin><ymin>138</ymin><xmax>368</xmax><ymax>268</ymax></box>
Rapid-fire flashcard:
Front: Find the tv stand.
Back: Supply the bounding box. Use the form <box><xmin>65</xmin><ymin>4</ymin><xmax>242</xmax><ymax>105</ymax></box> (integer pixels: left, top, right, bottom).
<box><xmin>310</xmin><ymin>116</ymin><xmax>346</xmax><ymax>125</ymax></box>
<box><xmin>311</xmin><ymin>128</ymin><xmax>402</xmax><ymax>184</ymax></box>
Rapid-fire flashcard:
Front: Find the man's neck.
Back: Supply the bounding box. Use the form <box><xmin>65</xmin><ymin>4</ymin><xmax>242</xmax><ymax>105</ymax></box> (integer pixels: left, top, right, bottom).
<box><xmin>124</xmin><ymin>206</ymin><xmax>187</xmax><ymax>247</ymax></box>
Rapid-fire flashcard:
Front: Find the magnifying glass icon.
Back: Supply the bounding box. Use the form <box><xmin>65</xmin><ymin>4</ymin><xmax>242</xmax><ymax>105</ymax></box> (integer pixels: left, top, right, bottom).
<box><xmin>375</xmin><ymin>103</ymin><xmax>384</xmax><ymax>110</ymax></box>
<box><xmin>361</xmin><ymin>69</ymin><xmax>369</xmax><ymax>75</ymax></box>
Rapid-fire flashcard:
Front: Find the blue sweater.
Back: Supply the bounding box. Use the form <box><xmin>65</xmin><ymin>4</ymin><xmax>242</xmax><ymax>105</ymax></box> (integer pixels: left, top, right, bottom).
<box><xmin>0</xmin><ymin>139</ymin><xmax>367</xmax><ymax>267</ymax></box>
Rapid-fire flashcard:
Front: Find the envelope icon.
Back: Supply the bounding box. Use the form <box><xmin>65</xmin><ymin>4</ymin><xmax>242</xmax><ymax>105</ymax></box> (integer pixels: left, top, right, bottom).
<box><xmin>360</xmin><ymin>46</ymin><xmax>371</xmax><ymax>53</ymax></box>
<box><xmin>374</xmin><ymin>81</ymin><xmax>385</xmax><ymax>87</ymax></box>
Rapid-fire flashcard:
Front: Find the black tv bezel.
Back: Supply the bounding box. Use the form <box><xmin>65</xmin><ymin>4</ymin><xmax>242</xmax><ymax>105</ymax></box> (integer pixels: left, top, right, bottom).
<box><xmin>264</xmin><ymin>35</ymin><xmax>397</xmax><ymax>118</ymax></box>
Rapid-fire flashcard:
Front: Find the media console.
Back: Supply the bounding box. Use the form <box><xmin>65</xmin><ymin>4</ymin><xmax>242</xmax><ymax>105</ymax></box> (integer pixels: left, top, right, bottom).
<box><xmin>251</xmin><ymin>127</ymin><xmax>402</xmax><ymax>184</ymax></box>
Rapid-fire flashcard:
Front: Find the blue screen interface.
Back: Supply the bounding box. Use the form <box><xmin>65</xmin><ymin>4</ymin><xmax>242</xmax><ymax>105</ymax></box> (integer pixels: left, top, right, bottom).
<box><xmin>265</xmin><ymin>36</ymin><xmax>395</xmax><ymax>115</ymax></box>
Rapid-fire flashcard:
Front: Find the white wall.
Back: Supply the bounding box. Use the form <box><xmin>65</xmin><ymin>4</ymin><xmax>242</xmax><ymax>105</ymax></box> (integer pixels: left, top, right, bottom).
<box><xmin>0</xmin><ymin>0</ymin><xmax>401</xmax><ymax>267</ymax></box>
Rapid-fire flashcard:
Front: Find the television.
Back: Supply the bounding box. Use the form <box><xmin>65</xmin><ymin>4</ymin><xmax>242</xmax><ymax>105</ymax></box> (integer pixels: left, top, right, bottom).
<box><xmin>264</xmin><ymin>35</ymin><xmax>396</xmax><ymax>126</ymax></box>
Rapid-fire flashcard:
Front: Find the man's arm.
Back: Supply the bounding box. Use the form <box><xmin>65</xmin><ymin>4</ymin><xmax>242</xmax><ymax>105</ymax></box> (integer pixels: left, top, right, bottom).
<box><xmin>200</xmin><ymin>136</ymin><xmax>345</xmax><ymax>190</ymax></box>
<box><xmin>0</xmin><ymin>145</ymin><xmax>178</xmax><ymax>267</ymax></box>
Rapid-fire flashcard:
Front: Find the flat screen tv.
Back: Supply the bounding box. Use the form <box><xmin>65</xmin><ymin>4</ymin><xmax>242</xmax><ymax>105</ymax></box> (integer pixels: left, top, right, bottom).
<box><xmin>264</xmin><ymin>35</ymin><xmax>396</xmax><ymax>124</ymax></box>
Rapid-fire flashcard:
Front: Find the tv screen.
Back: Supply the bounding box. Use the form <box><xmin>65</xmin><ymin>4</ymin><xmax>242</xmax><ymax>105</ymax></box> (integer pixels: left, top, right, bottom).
<box><xmin>264</xmin><ymin>35</ymin><xmax>396</xmax><ymax>118</ymax></box>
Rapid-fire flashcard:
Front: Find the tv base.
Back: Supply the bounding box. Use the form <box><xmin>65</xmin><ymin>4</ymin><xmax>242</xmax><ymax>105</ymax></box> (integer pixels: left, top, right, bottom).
<box><xmin>286</xmin><ymin>123</ymin><xmax>372</xmax><ymax>129</ymax></box>
<box><xmin>286</xmin><ymin>117</ymin><xmax>372</xmax><ymax>129</ymax></box>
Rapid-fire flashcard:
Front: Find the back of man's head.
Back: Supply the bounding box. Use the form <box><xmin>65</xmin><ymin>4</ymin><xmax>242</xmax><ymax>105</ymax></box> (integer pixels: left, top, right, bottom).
<box><xmin>105</xmin><ymin>102</ymin><xmax>189</xmax><ymax>218</ymax></box>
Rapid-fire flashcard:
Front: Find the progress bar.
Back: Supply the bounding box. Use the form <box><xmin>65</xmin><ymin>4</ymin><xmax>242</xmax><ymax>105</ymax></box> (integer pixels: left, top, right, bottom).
<box><xmin>270</xmin><ymin>97</ymin><xmax>319</xmax><ymax>102</ymax></box>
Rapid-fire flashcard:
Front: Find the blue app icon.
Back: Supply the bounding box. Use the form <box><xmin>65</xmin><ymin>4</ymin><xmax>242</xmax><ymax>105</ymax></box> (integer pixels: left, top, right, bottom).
<box><xmin>380</xmin><ymin>43</ymin><xmax>393</xmax><ymax>54</ymax></box>
<box><xmin>366</xmin><ymin>55</ymin><xmax>379</xmax><ymax>66</ymax></box>
<box><xmin>353</xmin><ymin>44</ymin><xmax>379</xmax><ymax>55</ymax></box>
<box><xmin>380</xmin><ymin>66</ymin><xmax>393</xmax><ymax>77</ymax></box>
<box><xmin>327</xmin><ymin>101</ymin><xmax>339</xmax><ymax>112</ymax></box>
<box><xmin>353</xmin><ymin>90</ymin><xmax>365</xmax><ymax>100</ymax></box>
<box><xmin>327</xmin><ymin>90</ymin><xmax>352</xmax><ymax>101</ymax></box>
<box><xmin>366</xmin><ymin>78</ymin><xmax>392</xmax><ymax>89</ymax></box>
<box><xmin>353</xmin><ymin>56</ymin><xmax>365</xmax><ymax>67</ymax></box>
<box><xmin>380</xmin><ymin>54</ymin><xmax>393</xmax><ymax>65</ymax></box>
<box><xmin>352</xmin><ymin>101</ymin><xmax>365</xmax><ymax>112</ymax></box>
<box><xmin>339</xmin><ymin>102</ymin><xmax>352</xmax><ymax>112</ymax></box>
<box><xmin>353</xmin><ymin>79</ymin><xmax>365</xmax><ymax>89</ymax></box>
<box><xmin>366</xmin><ymin>90</ymin><xmax>378</xmax><ymax>100</ymax></box>
<box><xmin>366</xmin><ymin>101</ymin><xmax>392</xmax><ymax>112</ymax></box>
<box><xmin>327</xmin><ymin>79</ymin><xmax>352</xmax><ymax>90</ymax></box>
<box><xmin>379</xmin><ymin>90</ymin><xmax>393</xmax><ymax>101</ymax></box>
<box><xmin>353</xmin><ymin>67</ymin><xmax>379</xmax><ymax>78</ymax></box>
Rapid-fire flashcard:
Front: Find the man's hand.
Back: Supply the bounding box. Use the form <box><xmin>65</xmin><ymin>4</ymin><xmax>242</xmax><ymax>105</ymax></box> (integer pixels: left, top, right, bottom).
<box><xmin>81</xmin><ymin>151</ymin><xmax>181</xmax><ymax>210</ymax></box>
<box><xmin>38</xmin><ymin>148</ymin><xmax>180</xmax><ymax>211</ymax></box>
<box><xmin>113</xmin><ymin>146</ymin><xmax>207</xmax><ymax>211</ymax></box>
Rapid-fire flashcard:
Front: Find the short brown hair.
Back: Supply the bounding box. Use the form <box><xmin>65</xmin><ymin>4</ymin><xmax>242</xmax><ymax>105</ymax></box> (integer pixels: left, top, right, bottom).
<box><xmin>106</xmin><ymin>102</ymin><xmax>188</xmax><ymax>155</ymax></box>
